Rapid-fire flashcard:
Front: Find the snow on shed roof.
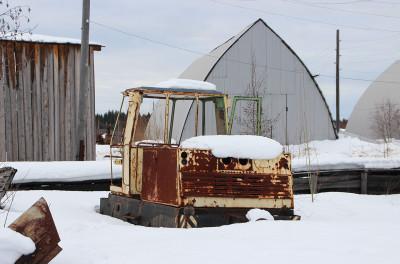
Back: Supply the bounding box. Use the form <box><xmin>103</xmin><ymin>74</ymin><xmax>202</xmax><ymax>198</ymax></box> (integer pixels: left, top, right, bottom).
<box><xmin>0</xmin><ymin>33</ymin><xmax>102</xmax><ymax>46</ymax></box>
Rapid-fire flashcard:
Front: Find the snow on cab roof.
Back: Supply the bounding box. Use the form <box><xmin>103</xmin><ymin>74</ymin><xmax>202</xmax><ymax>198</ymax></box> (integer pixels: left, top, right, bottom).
<box><xmin>0</xmin><ymin>33</ymin><xmax>102</xmax><ymax>46</ymax></box>
<box><xmin>126</xmin><ymin>79</ymin><xmax>223</xmax><ymax>95</ymax></box>
<box><xmin>154</xmin><ymin>79</ymin><xmax>216</xmax><ymax>91</ymax></box>
<box><xmin>180</xmin><ymin>135</ymin><xmax>283</xmax><ymax>160</ymax></box>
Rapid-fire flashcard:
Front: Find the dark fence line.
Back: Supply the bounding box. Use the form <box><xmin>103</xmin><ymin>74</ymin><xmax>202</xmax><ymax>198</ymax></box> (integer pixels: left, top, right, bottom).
<box><xmin>13</xmin><ymin>169</ymin><xmax>400</xmax><ymax>195</ymax></box>
<box><xmin>294</xmin><ymin>169</ymin><xmax>400</xmax><ymax>195</ymax></box>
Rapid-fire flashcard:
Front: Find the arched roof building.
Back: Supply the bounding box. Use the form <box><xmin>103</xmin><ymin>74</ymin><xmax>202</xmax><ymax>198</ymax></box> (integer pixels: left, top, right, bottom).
<box><xmin>346</xmin><ymin>59</ymin><xmax>400</xmax><ymax>139</ymax></box>
<box><xmin>149</xmin><ymin>19</ymin><xmax>336</xmax><ymax>145</ymax></box>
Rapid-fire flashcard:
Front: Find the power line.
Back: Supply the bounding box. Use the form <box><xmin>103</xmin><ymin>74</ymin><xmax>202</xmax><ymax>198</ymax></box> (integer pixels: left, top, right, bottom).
<box><xmin>342</xmin><ymin>50</ymin><xmax>400</xmax><ymax>58</ymax></box>
<box><xmin>90</xmin><ymin>20</ymin><xmax>205</xmax><ymax>56</ymax></box>
<box><xmin>281</xmin><ymin>0</ymin><xmax>400</xmax><ymax>19</ymax></box>
<box><xmin>340</xmin><ymin>68</ymin><xmax>380</xmax><ymax>74</ymax></box>
<box><xmin>307</xmin><ymin>45</ymin><xmax>335</xmax><ymax>64</ymax></box>
<box><xmin>342</xmin><ymin>34</ymin><xmax>400</xmax><ymax>49</ymax></box>
<box><xmin>343</xmin><ymin>57</ymin><xmax>400</xmax><ymax>63</ymax></box>
<box><xmin>90</xmin><ymin>20</ymin><xmax>400</xmax><ymax>85</ymax></box>
<box><xmin>209</xmin><ymin>0</ymin><xmax>400</xmax><ymax>33</ymax></box>
<box><xmin>291</xmin><ymin>0</ymin><xmax>400</xmax><ymax>4</ymax></box>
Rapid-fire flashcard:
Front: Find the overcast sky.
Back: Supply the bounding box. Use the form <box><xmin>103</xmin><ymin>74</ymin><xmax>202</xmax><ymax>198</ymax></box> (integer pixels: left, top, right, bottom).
<box><xmin>14</xmin><ymin>0</ymin><xmax>400</xmax><ymax>118</ymax></box>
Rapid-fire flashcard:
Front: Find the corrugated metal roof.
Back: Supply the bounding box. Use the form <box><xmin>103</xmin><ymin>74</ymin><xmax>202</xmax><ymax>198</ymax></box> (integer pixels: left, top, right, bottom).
<box><xmin>179</xmin><ymin>23</ymin><xmax>252</xmax><ymax>80</ymax></box>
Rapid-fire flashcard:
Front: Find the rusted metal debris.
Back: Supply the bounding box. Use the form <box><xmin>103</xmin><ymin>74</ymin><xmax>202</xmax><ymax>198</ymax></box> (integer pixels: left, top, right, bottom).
<box><xmin>0</xmin><ymin>167</ymin><xmax>17</xmax><ymax>204</ymax></box>
<box><xmin>8</xmin><ymin>197</ymin><xmax>62</xmax><ymax>264</ymax></box>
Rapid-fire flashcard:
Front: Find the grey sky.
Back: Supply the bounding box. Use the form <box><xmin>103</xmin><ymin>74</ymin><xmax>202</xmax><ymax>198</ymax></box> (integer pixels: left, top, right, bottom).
<box><xmin>14</xmin><ymin>0</ymin><xmax>400</xmax><ymax>118</ymax></box>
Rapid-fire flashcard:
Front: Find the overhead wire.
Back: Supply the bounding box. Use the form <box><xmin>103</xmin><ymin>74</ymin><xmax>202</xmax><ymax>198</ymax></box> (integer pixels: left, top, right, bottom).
<box><xmin>342</xmin><ymin>34</ymin><xmax>400</xmax><ymax>49</ymax></box>
<box><xmin>209</xmin><ymin>0</ymin><xmax>400</xmax><ymax>33</ymax></box>
<box><xmin>281</xmin><ymin>0</ymin><xmax>400</xmax><ymax>19</ymax></box>
<box><xmin>342</xmin><ymin>57</ymin><xmax>400</xmax><ymax>63</ymax></box>
<box><xmin>288</xmin><ymin>0</ymin><xmax>400</xmax><ymax>5</ymax></box>
<box><xmin>89</xmin><ymin>20</ymin><xmax>400</xmax><ymax>85</ymax></box>
<box><xmin>342</xmin><ymin>50</ymin><xmax>400</xmax><ymax>57</ymax></box>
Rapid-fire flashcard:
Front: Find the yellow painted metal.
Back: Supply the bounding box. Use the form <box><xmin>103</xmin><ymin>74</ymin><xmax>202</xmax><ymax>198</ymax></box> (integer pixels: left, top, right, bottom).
<box><xmin>113</xmin><ymin>159</ymin><xmax>122</xmax><ymax>165</ymax></box>
<box><xmin>136</xmin><ymin>148</ymin><xmax>143</xmax><ymax>193</ymax></box>
<box><xmin>164</xmin><ymin>94</ymin><xmax>170</xmax><ymax>144</ymax></box>
<box><xmin>224</xmin><ymin>97</ymin><xmax>230</xmax><ymax>133</ymax></box>
<box><xmin>252</xmin><ymin>153</ymin><xmax>292</xmax><ymax>175</ymax></box>
<box><xmin>183</xmin><ymin>196</ymin><xmax>293</xmax><ymax>208</ymax></box>
<box><xmin>121</xmin><ymin>92</ymin><xmax>142</xmax><ymax>195</ymax></box>
<box><xmin>129</xmin><ymin>147</ymin><xmax>143</xmax><ymax>195</ymax></box>
<box><xmin>110</xmin><ymin>185</ymin><xmax>123</xmax><ymax>194</ymax></box>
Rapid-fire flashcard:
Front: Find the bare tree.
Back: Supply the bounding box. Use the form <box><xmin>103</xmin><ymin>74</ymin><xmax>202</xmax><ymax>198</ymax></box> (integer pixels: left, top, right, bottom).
<box><xmin>0</xmin><ymin>1</ymin><xmax>32</xmax><ymax>39</ymax></box>
<box><xmin>369</xmin><ymin>98</ymin><xmax>400</xmax><ymax>157</ymax></box>
<box><xmin>236</xmin><ymin>52</ymin><xmax>280</xmax><ymax>137</ymax></box>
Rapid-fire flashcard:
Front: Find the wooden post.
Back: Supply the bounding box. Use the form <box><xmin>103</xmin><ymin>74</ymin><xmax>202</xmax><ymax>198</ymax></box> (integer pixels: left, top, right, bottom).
<box><xmin>16</xmin><ymin>43</ymin><xmax>26</xmax><ymax>161</ymax></box>
<box><xmin>68</xmin><ymin>46</ymin><xmax>76</xmax><ymax>160</ymax></box>
<box><xmin>47</xmin><ymin>46</ymin><xmax>55</xmax><ymax>161</ymax></box>
<box><xmin>2</xmin><ymin>43</ymin><xmax>12</xmax><ymax>161</ymax></box>
<box><xmin>22</xmin><ymin>43</ymin><xmax>33</xmax><ymax>161</ymax></box>
<box><xmin>65</xmin><ymin>47</ymin><xmax>72</xmax><ymax>160</ymax></box>
<box><xmin>361</xmin><ymin>171</ymin><xmax>368</xmax><ymax>194</ymax></box>
<box><xmin>310</xmin><ymin>173</ymin><xmax>317</xmax><ymax>198</ymax></box>
<box><xmin>336</xmin><ymin>29</ymin><xmax>340</xmax><ymax>135</ymax></box>
<box><xmin>0</xmin><ymin>45</ymin><xmax>5</xmax><ymax>161</ymax></box>
<box><xmin>41</xmin><ymin>45</ymin><xmax>49</xmax><ymax>161</ymax></box>
<box><xmin>53</xmin><ymin>45</ymin><xmax>60</xmax><ymax>160</ymax></box>
<box><xmin>34</xmin><ymin>44</ymin><xmax>42</xmax><ymax>161</ymax></box>
<box><xmin>77</xmin><ymin>0</ymin><xmax>90</xmax><ymax>161</ymax></box>
<box><xmin>8</xmin><ymin>43</ymin><xmax>18</xmax><ymax>161</ymax></box>
<box><xmin>59</xmin><ymin>46</ymin><xmax>65</xmax><ymax>161</ymax></box>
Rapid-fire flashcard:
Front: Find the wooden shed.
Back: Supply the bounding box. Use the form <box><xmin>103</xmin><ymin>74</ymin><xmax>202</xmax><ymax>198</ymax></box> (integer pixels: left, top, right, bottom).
<box><xmin>0</xmin><ymin>34</ymin><xmax>101</xmax><ymax>161</ymax></box>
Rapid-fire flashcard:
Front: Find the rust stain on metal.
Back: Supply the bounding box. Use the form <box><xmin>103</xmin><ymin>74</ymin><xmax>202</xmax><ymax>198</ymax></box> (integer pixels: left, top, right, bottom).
<box><xmin>8</xmin><ymin>197</ymin><xmax>62</xmax><ymax>264</ymax></box>
<box><xmin>141</xmin><ymin>147</ymin><xmax>179</xmax><ymax>205</ymax></box>
<box><xmin>0</xmin><ymin>167</ymin><xmax>17</xmax><ymax>201</ymax></box>
<box><xmin>178</xmin><ymin>150</ymin><xmax>294</xmax><ymax>202</ymax></box>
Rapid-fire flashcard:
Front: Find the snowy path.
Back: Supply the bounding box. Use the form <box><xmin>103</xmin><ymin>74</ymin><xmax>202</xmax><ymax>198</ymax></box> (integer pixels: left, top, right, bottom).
<box><xmin>1</xmin><ymin>191</ymin><xmax>399</xmax><ymax>264</ymax></box>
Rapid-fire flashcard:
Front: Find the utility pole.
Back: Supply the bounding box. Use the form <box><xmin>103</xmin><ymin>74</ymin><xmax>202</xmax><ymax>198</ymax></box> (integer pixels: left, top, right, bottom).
<box><xmin>336</xmin><ymin>29</ymin><xmax>340</xmax><ymax>135</ymax></box>
<box><xmin>77</xmin><ymin>0</ymin><xmax>90</xmax><ymax>160</ymax></box>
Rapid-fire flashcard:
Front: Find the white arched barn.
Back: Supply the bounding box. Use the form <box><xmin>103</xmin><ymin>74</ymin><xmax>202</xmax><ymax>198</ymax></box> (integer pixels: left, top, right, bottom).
<box><xmin>346</xmin><ymin>59</ymin><xmax>400</xmax><ymax>140</ymax></box>
<box><xmin>149</xmin><ymin>19</ymin><xmax>336</xmax><ymax>145</ymax></box>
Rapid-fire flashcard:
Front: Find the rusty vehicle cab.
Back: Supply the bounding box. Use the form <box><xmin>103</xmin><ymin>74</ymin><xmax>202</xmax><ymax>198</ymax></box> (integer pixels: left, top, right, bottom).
<box><xmin>100</xmin><ymin>86</ymin><xmax>298</xmax><ymax>228</ymax></box>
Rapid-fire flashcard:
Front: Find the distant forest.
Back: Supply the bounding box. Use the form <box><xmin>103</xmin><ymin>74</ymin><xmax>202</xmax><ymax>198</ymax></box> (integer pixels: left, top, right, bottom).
<box><xmin>95</xmin><ymin>110</ymin><xmax>151</xmax><ymax>143</ymax></box>
<box><xmin>95</xmin><ymin>110</ymin><xmax>127</xmax><ymax>131</ymax></box>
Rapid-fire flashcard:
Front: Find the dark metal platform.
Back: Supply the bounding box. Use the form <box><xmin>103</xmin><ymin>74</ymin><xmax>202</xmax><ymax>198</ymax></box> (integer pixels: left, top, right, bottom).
<box><xmin>100</xmin><ymin>193</ymin><xmax>297</xmax><ymax>228</ymax></box>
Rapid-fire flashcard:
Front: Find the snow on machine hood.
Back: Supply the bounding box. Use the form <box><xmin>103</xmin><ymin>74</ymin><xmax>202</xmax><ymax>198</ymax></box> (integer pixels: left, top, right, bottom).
<box><xmin>180</xmin><ymin>135</ymin><xmax>283</xmax><ymax>160</ymax></box>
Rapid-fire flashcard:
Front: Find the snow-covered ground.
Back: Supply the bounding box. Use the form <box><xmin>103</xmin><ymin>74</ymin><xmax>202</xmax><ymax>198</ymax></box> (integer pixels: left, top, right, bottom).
<box><xmin>291</xmin><ymin>135</ymin><xmax>400</xmax><ymax>171</ymax></box>
<box><xmin>4</xmin><ymin>134</ymin><xmax>400</xmax><ymax>184</ymax></box>
<box><xmin>1</xmin><ymin>191</ymin><xmax>399</xmax><ymax>264</ymax></box>
<box><xmin>1</xmin><ymin>135</ymin><xmax>400</xmax><ymax>263</ymax></box>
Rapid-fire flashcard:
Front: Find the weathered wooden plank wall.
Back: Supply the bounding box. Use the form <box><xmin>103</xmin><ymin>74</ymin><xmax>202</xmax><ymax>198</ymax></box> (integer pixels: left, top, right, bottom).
<box><xmin>0</xmin><ymin>40</ymin><xmax>99</xmax><ymax>161</ymax></box>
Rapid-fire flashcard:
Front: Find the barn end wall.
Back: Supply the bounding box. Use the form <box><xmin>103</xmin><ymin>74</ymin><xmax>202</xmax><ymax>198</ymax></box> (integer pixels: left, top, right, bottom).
<box><xmin>179</xmin><ymin>20</ymin><xmax>336</xmax><ymax>145</ymax></box>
